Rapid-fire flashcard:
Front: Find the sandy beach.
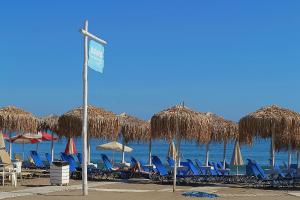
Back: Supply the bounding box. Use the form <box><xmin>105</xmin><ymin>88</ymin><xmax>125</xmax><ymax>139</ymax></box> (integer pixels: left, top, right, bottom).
<box><xmin>1</xmin><ymin>177</ymin><xmax>300</xmax><ymax>200</ymax></box>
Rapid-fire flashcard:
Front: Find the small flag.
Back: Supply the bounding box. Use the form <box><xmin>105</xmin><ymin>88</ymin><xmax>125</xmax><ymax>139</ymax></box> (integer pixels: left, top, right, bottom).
<box><xmin>88</xmin><ymin>40</ymin><xmax>104</xmax><ymax>73</ymax></box>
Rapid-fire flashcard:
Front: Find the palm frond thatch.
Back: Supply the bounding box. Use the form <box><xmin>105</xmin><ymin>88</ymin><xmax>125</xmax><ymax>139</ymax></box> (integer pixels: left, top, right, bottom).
<box><xmin>239</xmin><ymin>105</ymin><xmax>300</xmax><ymax>149</ymax></box>
<box><xmin>0</xmin><ymin>106</ymin><xmax>38</xmax><ymax>133</ymax></box>
<box><xmin>118</xmin><ymin>113</ymin><xmax>150</xmax><ymax>143</ymax></box>
<box><xmin>38</xmin><ymin>114</ymin><xmax>59</xmax><ymax>133</ymax></box>
<box><xmin>206</xmin><ymin>113</ymin><xmax>238</xmax><ymax>142</ymax></box>
<box><xmin>151</xmin><ymin>104</ymin><xmax>212</xmax><ymax>143</ymax></box>
<box><xmin>58</xmin><ymin>105</ymin><xmax>119</xmax><ymax>139</ymax></box>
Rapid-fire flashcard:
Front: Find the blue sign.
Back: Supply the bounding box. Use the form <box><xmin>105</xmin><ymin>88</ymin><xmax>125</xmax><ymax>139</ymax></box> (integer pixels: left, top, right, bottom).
<box><xmin>88</xmin><ymin>40</ymin><xmax>104</xmax><ymax>73</ymax></box>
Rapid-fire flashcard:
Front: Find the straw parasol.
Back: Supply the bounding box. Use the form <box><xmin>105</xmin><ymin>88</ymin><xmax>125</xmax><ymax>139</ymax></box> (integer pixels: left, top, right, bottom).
<box><xmin>39</xmin><ymin>115</ymin><xmax>59</xmax><ymax>162</ymax></box>
<box><xmin>117</xmin><ymin>113</ymin><xmax>150</xmax><ymax>163</ymax></box>
<box><xmin>0</xmin><ymin>133</ymin><xmax>5</xmax><ymax>150</ymax></box>
<box><xmin>205</xmin><ymin>113</ymin><xmax>238</xmax><ymax>168</ymax></box>
<box><xmin>58</xmin><ymin>105</ymin><xmax>119</xmax><ymax>139</ymax></box>
<box><xmin>39</xmin><ymin>115</ymin><xmax>59</xmax><ymax>134</ymax></box>
<box><xmin>239</xmin><ymin>105</ymin><xmax>300</xmax><ymax>168</ymax></box>
<box><xmin>151</xmin><ymin>104</ymin><xmax>211</xmax><ymax>192</ymax></box>
<box><xmin>58</xmin><ymin>105</ymin><xmax>119</xmax><ymax>164</ymax></box>
<box><xmin>0</xmin><ymin>106</ymin><xmax>38</xmax><ymax>134</ymax></box>
<box><xmin>0</xmin><ymin>106</ymin><xmax>39</xmax><ymax>158</ymax></box>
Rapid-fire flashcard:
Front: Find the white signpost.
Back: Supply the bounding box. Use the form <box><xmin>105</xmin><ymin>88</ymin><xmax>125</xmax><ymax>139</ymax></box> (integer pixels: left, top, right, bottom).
<box><xmin>80</xmin><ymin>20</ymin><xmax>107</xmax><ymax>196</ymax></box>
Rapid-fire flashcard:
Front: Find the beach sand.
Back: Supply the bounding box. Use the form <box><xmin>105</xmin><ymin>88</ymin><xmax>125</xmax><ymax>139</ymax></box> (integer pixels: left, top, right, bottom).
<box><xmin>1</xmin><ymin>177</ymin><xmax>300</xmax><ymax>200</ymax></box>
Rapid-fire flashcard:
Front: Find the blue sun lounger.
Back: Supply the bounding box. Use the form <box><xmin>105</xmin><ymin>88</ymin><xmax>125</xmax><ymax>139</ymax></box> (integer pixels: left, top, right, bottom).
<box><xmin>30</xmin><ymin>151</ymin><xmax>46</xmax><ymax>169</ymax></box>
<box><xmin>100</xmin><ymin>154</ymin><xmax>131</xmax><ymax>179</ymax></box>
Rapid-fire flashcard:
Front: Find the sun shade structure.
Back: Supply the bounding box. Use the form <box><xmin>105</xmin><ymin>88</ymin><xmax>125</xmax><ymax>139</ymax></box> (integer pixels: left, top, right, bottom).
<box><xmin>205</xmin><ymin>113</ymin><xmax>238</xmax><ymax>168</ymax></box>
<box><xmin>0</xmin><ymin>133</ymin><xmax>5</xmax><ymax>150</ymax></box>
<box><xmin>96</xmin><ymin>141</ymin><xmax>133</xmax><ymax>152</ymax></box>
<box><xmin>9</xmin><ymin>133</ymin><xmax>42</xmax><ymax>160</ymax></box>
<box><xmin>38</xmin><ymin>115</ymin><xmax>59</xmax><ymax>162</ymax></box>
<box><xmin>117</xmin><ymin>113</ymin><xmax>150</xmax><ymax>163</ymax></box>
<box><xmin>239</xmin><ymin>105</ymin><xmax>300</xmax><ymax>168</ymax></box>
<box><xmin>0</xmin><ymin>106</ymin><xmax>39</xmax><ymax>158</ymax></box>
<box><xmin>39</xmin><ymin>115</ymin><xmax>59</xmax><ymax>134</ymax></box>
<box><xmin>151</xmin><ymin>104</ymin><xmax>211</xmax><ymax>192</ymax></box>
<box><xmin>58</xmin><ymin>105</ymin><xmax>119</xmax><ymax>139</ymax></box>
<box><xmin>0</xmin><ymin>106</ymin><xmax>38</xmax><ymax>134</ymax></box>
<box><xmin>230</xmin><ymin>140</ymin><xmax>243</xmax><ymax>175</ymax></box>
<box><xmin>65</xmin><ymin>138</ymin><xmax>77</xmax><ymax>155</ymax></box>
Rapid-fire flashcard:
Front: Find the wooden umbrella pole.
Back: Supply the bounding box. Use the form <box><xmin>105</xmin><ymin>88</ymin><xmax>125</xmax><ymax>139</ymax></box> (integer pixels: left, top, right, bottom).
<box><xmin>288</xmin><ymin>142</ymin><xmax>292</xmax><ymax>169</ymax></box>
<box><xmin>122</xmin><ymin>138</ymin><xmax>125</xmax><ymax>163</ymax></box>
<box><xmin>51</xmin><ymin>132</ymin><xmax>54</xmax><ymax>162</ymax></box>
<box><xmin>223</xmin><ymin>141</ymin><xmax>227</xmax><ymax>169</ymax></box>
<box><xmin>173</xmin><ymin>137</ymin><xmax>177</xmax><ymax>192</ymax></box>
<box><xmin>9</xmin><ymin>133</ymin><xmax>12</xmax><ymax>159</ymax></box>
<box><xmin>297</xmin><ymin>151</ymin><xmax>300</xmax><ymax>168</ymax></box>
<box><xmin>148</xmin><ymin>138</ymin><xmax>152</xmax><ymax>165</ymax></box>
<box><xmin>271</xmin><ymin>128</ymin><xmax>275</xmax><ymax>168</ymax></box>
<box><xmin>205</xmin><ymin>143</ymin><xmax>210</xmax><ymax>167</ymax></box>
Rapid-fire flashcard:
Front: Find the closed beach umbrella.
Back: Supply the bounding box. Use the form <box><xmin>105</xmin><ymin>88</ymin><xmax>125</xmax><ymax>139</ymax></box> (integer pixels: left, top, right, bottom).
<box><xmin>96</xmin><ymin>141</ymin><xmax>133</xmax><ymax>163</ymax></box>
<box><xmin>239</xmin><ymin>105</ymin><xmax>300</xmax><ymax>169</ymax></box>
<box><xmin>0</xmin><ymin>106</ymin><xmax>38</xmax><ymax>158</ymax></box>
<box><xmin>231</xmin><ymin>140</ymin><xmax>243</xmax><ymax>175</ymax></box>
<box><xmin>65</xmin><ymin>138</ymin><xmax>77</xmax><ymax>155</ymax></box>
<box><xmin>39</xmin><ymin>115</ymin><xmax>59</xmax><ymax>162</ymax></box>
<box><xmin>117</xmin><ymin>113</ymin><xmax>149</xmax><ymax>163</ymax></box>
<box><xmin>206</xmin><ymin>113</ymin><xmax>238</xmax><ymax>169</ymax></box>
<box><xmin>0</xmin><ymin>133</ymin><xmax>5</xmax><ymax>150</ymax></box>
<box><xmin>151</xmin><ymin>103</ymin><xmax>211</xmax><ymax>192</ymax></box>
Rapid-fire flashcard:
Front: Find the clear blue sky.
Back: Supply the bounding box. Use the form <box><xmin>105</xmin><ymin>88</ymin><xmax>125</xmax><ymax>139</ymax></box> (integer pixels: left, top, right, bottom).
<box><xmin>0</xmin><ymin>1</ymin><xmax>299</xmax><ymax>121</ymax></box>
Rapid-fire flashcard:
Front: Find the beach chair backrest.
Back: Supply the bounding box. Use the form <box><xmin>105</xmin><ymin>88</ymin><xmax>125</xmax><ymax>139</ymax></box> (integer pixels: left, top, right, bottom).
<box><xmin>60</xmin><ymin>153</ymin><xmax>76</xmax><ymax>172</ymax></box>
<box><xmin>30</xmin><ymin>151</ymin><xmax>45</xmax><ymax>168</ymax></box>
<box><xmin>253</xmin><ymin>162</ymin><xmax>267</xmax><ymax>179</ymax></box>
<box><xmin>77</xmin><ymin>153</ymin><xmax>82</xmax><ymax>164</ymax></box>
<box><xmin>45</xmin><ymin>153</ymin><xmax>51</xmax><ymax>164</ymax></box>
<box><xmin>216</xmin><ymin>162</ymin><xmax>223</xmax><ymax>169</ymax></box>
<box><xmin>101</xmin><ymin>154</ymin><xmax>113</xmax><ymax>171</ymax></box>
<box><xmin>152</xmin><ymin>155</ymin><xmax>168</xmax><ymax>176</ymax></box>
<box><xmin>131</xmin><ymin>157</ymin><xmax>138</xmax><ymax>167</ymax></box>
<box><xmin>195</xmin><ymin>159</ymin><xmax>208</xmax><ymax>174</ymax></box>
<box><xmin>0</xmin><ymin>149</ymin><xmax>12</xmax><ymax>165</ymax></box>
<box><xmin>167</xmin><ymin>157</ymin><xmax>175</xmax><ymax>167</ymax></box>
<box><xmin>186</xmin><ymin>159</ymin><xmax>201</xmax><ymax>175</ymax></box>
<box><xmin>212</xmin><ymin>162</ymin><xmax>222</xmax><ymax>175</ymax></box>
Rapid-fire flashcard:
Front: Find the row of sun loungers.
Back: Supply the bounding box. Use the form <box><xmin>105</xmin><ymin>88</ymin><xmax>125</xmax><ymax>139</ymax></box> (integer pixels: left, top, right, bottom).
<box><xmin>4</xmin><ymin>150</ymin><xmax>300</xmax><ymax>188</ymax></box>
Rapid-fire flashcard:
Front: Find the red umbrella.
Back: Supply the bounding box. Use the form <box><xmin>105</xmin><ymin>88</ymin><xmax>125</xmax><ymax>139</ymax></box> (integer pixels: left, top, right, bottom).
<box><xmin>31</xmin><ymin>132</ymin><xmax>58</xmax><ymax>143</ymax></box>
<box><xmin>65</xmin><ymin>138</ymin><xmax>77</xmax><ymax>155</ymax></box>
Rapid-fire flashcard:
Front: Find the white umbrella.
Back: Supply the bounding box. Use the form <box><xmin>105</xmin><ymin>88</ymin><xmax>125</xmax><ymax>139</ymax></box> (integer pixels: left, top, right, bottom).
<box><xmin>230</xmin><ymin>140</ymin><xmax>244</xmax><ymax>175</ymax></box>
<box><xmin>96</xmin><ymin>141</ymin><xmax>133</xmax><ymax>163</ymax></box>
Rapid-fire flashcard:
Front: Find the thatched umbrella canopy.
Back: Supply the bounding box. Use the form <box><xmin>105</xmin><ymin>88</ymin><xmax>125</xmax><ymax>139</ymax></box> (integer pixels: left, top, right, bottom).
<box><xmin>151</xmin><ymin>104</ymin><xmax>211</xmax><ymax>142</ymax></box>
<box><xmin>207</xmin><ymin>113</ymin><xmax>238</xmax><ymax>142</ymax></box>
<box><xmin>117</xmin><ymin>113</ymin><xmax>150</xmax><ymax>163</ymax></box>
<box><xmin>39</xmin><ymin>115</ymin><xmax>59</xmax><ymax>133</ymax></box>
<box><xmin>0</xmin><ymin>106</ymin><xmax>38</xmax><ymax>134</ymax></box>
<box><xmin>205</xmin><ymin>112</ymin><xmax>238</xmax><ymax>168</ymax></box>
<box><xmin>239</xmin><ymin>105</ymin><xmax>300</xmax><ymax>167</ymax></box>
<box><xmin>38</xmin><ymin>114</ymin><xmax>60</xmax><ymax>162</ymax></box>
<box><xmin>151</xmin><ymin>104</ymin><xmax>211</xmax><ymax>192</ymax></box>
<box><xmin>118</xmin><ymin>113</ymin><xmax>150</xmax><ymax>143</ymax></box>
<box><xmin>239</xmin><ymin>105</ymin><xmax>300</xmax><ymax>146</ymax></box>
<box><xmin>58</xmin><ymin>105</ymin><xmax>119</xmax><ymax>139</ymax></box>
